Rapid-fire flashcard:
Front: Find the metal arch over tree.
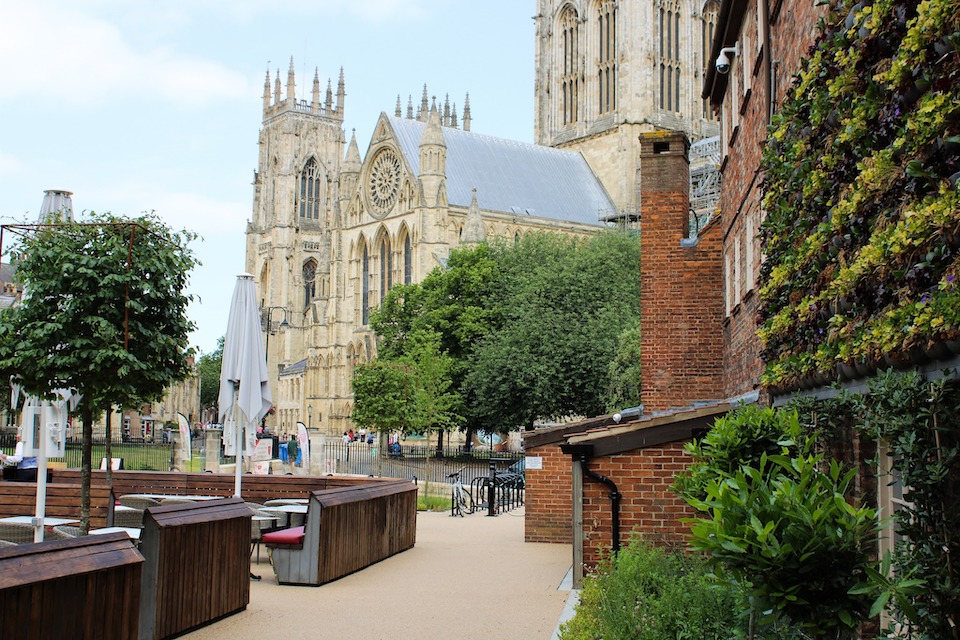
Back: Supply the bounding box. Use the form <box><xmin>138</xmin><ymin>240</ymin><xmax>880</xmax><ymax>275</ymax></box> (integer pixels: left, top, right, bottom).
<box><xmin>0</xmin><ymin>212</ymin><xmax>197</xmax><ymax>532</ymax></box>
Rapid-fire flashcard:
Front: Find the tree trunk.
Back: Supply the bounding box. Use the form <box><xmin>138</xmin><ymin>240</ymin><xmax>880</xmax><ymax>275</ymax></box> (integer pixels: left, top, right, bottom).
<box><xmin>80</xmin><ymin>406</ymin><xmax>93</xmax><ymax>535</ymax></box>
<box><xmin>104</xmin><ymin>405</ymin><xmax>113</xmax><ymax>486</ymax></box>
<box><xmin>435</xmin><ymin>429</ymin><xmax>444</xmax><ymax>457</ymax></box>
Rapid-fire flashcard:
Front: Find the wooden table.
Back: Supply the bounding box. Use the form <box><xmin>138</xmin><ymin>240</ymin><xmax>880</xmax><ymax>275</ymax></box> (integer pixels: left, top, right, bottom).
<box><xmin>260</xmin><ymin>504</ymin><xmax>308</xmax><ymax>527</ymax></box>
<box><xmin>90</xmin><ymin>526</ymin><xmax>142</xmax><ymax>540</ymax></box>
<box><xmin>0</xmin><ymin>515</ymin><xmax>80</xmax><ymax>526</ymax></box>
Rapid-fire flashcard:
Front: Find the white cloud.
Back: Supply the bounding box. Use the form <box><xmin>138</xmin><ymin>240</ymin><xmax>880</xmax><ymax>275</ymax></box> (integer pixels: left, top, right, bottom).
<box><xmin>0</xmin><ymin>2</ymin><xmax>249</xmax><ymax>107</ymax></box>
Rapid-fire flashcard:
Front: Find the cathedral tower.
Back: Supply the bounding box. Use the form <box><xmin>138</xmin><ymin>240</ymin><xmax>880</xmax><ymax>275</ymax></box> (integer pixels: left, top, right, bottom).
<box><xmin>534</xmin><ymin>0</ymin><xmax>720</xmax><ymax>221</ymax></box>
<box><xmin>247</xmin><ymin>58</ymin><xmax>346</xmax><ymax>380</ymax></box>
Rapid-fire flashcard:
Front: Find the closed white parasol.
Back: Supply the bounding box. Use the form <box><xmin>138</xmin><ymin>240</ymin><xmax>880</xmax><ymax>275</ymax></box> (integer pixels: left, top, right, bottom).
<box><xmin>218</xmin><ymin>274</ymin><xmax>272</xmax><ymax>497</ymax></box>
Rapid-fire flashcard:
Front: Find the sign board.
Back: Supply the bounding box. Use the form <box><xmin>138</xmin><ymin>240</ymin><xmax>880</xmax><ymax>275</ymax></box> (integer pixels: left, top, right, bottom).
<box><xmin>252</xmin><ymin>438</ymin><xmax>273</xmax><ymax>462</ymax></box>
<box><xmin>524</xmin><ymin>456</ymin><xmax>543</xmax><ymax>470</ymax></box>
<box><xmin>251</xmin><ymin>460</ymin><xmax>271</xmax><ymax>475</ymax></box>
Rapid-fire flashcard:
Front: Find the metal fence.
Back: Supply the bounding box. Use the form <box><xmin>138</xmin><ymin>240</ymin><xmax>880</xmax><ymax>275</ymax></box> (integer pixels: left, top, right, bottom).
<box><xmin>308</xmin><ymin>441</ymin><xmax>523</xmax><ymax>486</ymax></box>
<box><xmin>0</xmin><ymin>432</ymin><xmax>206</xmax><ymax>472</ymax></box>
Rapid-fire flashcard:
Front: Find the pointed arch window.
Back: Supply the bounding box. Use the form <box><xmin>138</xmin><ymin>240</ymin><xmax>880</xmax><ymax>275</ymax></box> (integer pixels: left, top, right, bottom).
<box><xmin>299</xmin><ymin>158</ymin><xmax>323</xmax><ymax>220</ymax></box>
<box><xmin>403</xmin><ymin>233</ymin><xmax>412</xmax><ymax>284</ymax></box>
<box><xmin>560</xmin><ymin>6</ymin><xmax>580</xmax><ymax>125</ymax></box>
<box><xmin>361</xmin><ymin>244</ymin><xmax>370</xmax><ymax>325</ymax></box>
<box><xmin>303</xmin><ymin>260</ymin><xmax>317</xmax><ymax>307</ymax></box>
<box><xmin>598</xmin><ymin>2</ymin><xmax>617</xmax><ymax>114</ymax></box>
<box><xmin>701</xmin><ymin>1</ymin><xmax>719</xmax><ymax>120</ymax></box>
<box><xmin>379</xmin><ymin>237</ymin><xmax>392</xmax><ymax>301</ymax></box>
<box><xmin>658</xmin><ymin>3</ymin><xmax>682</xmax><ymax>113</ymax></box>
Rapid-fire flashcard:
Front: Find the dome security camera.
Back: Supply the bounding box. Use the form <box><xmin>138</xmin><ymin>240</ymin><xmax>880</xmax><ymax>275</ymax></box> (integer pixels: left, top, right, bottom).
<box><xmin>715</xmin><ymin>44</ymin><xmax>739</xmax><ymax>75</ymax></box>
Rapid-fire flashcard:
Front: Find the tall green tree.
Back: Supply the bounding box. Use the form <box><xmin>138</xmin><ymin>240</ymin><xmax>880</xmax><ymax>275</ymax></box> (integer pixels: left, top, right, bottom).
<box><xmin>197</xmin><ymin>336</ymin><xmax>224</xmax><ymax>419</ymax></box>
<box><xmin>0</xmin><ymin>212</ymin><xmax>197</xmax><ymax>531</ymax></box>
<box><xmin>351</xmin><ymin>360</ymin><xmax>419</xmax><ymax>435</ymax></box>
<box><xmin>371</xmin><ymin>244</ymin><xmax>500</xmax><ymax>445</ymax></box>
<box><xmin>465</xmin><ymin>231</ymin><xmax>641</xmax><ymax>430</ymax></box>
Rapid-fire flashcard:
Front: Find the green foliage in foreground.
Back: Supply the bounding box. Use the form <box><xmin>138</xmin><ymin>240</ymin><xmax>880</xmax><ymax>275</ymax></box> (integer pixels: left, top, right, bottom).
<box><xmin>678</xmin><ymin>406</ymin><xmax>877</xmax><ymax>639</ymax></box>
<box><xmin>559</xmin><ymin>539</ymin><xmax>739</xmax><ymax>640</ymax></box>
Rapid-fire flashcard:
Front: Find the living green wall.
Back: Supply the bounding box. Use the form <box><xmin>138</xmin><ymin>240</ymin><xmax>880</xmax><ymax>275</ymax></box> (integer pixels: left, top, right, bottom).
<box><xmin>759</xmin><ymin>0</ymin><xmax>960</xmax><ymax>390</ymax></box>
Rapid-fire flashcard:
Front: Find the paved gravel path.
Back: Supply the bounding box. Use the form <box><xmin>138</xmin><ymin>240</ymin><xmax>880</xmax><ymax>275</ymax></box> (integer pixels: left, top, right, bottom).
<box><xmin>184</xmin><ymin>507</ymin><xmax>573</xmax><ymax>640</ymax></box>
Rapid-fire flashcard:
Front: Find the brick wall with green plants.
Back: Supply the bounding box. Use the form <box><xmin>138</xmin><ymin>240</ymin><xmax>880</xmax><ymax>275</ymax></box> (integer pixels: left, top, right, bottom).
<box><xmin>758</xmin><ymin>0</ymin><xmax>960</xmax><ymax>390</ymax></box>
<box><xmin>673</xmin><ymin>374</ymin><xmax>958</xmax><ymax>638</ymax></box>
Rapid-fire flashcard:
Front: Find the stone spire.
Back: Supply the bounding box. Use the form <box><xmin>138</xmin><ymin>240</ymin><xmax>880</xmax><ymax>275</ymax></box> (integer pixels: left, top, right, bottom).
<box><xmin>325</xmin><ymin>79</ymin><xmax>333</xmax><ymax>111</ymax></box>
<box><xmin>419</xmin><ymin>84</ymin><xmax>429</xmax><ymax>122</ymax></box>
<box><xmin>263</xmin><ymin>68</ymin><xmax>272</xmax><ymax>113</ymax></box>
<box><xmin>462</xmin><ymin>92</ymin><xmax>472</xmax><ymax>132</ymax></box>
<box><xmin>312</xmin><ymin>69</ymin><xmax>320</xmax><ymax>111</ymax></box>
<box><xmin>274</xmin><ymin>69</ymin><xmax>281</xmax><ymax>105</ymax></box>
<box><xmin>286</xmin><ymin>57</ymin><xmax>296</xmax><ymax>102</ymax></box>
<box><xmin>443</xmin><ymin>94</ymin><xmax>450</xmax><ymax>127</ymax></box>
<box><xmin>451</xmin><ymin>104</ymin><xmax>458</xmax><ymax>129</ymax></box>
<box><xmin>342</xmin><ymin>129</ymin><xmax>362</xmax><ymax>173</ymax></box>
<box><xmin>418</xmin><ymin>105</ymin><xmax>447</xmax><ymax>208</ymax></box>
<box><xmin>406</xmin><ymin>95</ymin><xmax>414</xmax><ymax>119</ymax></box>
<box><xmin>336</xmin><ymin>67</ymin><xmax>345</xmax><ymax>117</ymax></box>
<box><xmin>461</xmin><ymin>189</ymin><xmax>486</xmax><ymax>244</ymax></box>
<box><xmin>395</xmin><ymin>95</ymin><xmax>402</xmax><ymax>117</ymax></box>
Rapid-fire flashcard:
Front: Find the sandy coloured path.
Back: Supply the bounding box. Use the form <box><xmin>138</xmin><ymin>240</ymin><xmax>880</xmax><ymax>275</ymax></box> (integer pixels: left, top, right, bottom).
<box><xmin>184</xmin><ymin>507</ymin><xmax>573</xmax><ymax>640</ymax></box>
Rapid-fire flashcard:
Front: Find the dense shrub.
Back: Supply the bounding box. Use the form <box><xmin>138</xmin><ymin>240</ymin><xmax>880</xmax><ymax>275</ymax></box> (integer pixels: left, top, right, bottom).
<box><xmin>677</xmin><ymin>406</ymin><xmax>877</xmax><ymax>639</ymax></box>
<box><xmin>558</xmin><ymin>538</ymin><xmax>739</xmax><ymax>640</ymax></box>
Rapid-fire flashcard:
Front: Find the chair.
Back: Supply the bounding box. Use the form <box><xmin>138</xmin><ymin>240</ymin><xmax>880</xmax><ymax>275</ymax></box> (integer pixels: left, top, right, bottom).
<box><xmin>250</xmin><ymin>508</ymin><xmax>278</xmax><ymax>564</ymax></box>
<box><xmin>114</xmin><ymin>508</ymin><xmax>145</xmax><ymax>528</ymax></box>
<box><xmin>160</xmin><ymin>497</ymin><xmax>195</xmax><ymax>506</ymax></box>
<box><xmin>0</xmin><ymin>522</ymin><xmax>36</xmax><ymax>544</ymax></box>
<box><xmin>43</xmin><ymin>526</ymin><xmax>75</xmax><ymax>541</ymax></box>
<box><xmin>118</xmin><ymin>496</ymin><xmax>161</xmax><ymax>510</ymax></box>
<box><xmin>53</xmin><ymin>525</ymin><xmax>82</xmax><ymax>538</ymax></box>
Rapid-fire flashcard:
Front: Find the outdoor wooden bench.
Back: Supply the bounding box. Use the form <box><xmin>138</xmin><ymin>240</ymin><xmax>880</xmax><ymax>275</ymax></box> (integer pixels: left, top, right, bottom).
<box><xmin>0</xmin><ymin>482</ymin><xmax>115</xmax><ymax>529</ymax></box>
<box><xmin>0</xmin><ymin>532</ymin><xmax>142</xmax><ymax>639</ymax></box>
<box><xmin>138</xmin><ymin>497</ymin><xmax>251</xmax><ymax>640</ymax></box>
<box><xmin>264</xmin><ymin>479</ymin><xmax>418</xmax><ymax>586</ymax></box>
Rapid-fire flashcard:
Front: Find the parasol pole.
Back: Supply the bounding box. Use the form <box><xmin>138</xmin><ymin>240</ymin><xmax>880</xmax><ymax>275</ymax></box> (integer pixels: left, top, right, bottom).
<box><xmin>233</xmin><ymin>402</ymin><xmax>243</xmax><ymax>497</ymax></box>
<box><xmin>33</xmin><ymin>401</ymin><xmax>48</xmax><ymax>543</ymax></box>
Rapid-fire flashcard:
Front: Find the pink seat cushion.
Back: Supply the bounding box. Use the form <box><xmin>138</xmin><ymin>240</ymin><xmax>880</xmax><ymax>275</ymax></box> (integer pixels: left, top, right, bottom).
<box><xmin>262</xmin><ymin>526</ymin><xmax>305</xmax><ymax>545</ymax></box>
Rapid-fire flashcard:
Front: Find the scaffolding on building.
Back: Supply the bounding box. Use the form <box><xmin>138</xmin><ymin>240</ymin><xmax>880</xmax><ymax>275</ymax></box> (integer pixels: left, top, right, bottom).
<box><xmin>688</xmin><ymin>136</ymin><xmax>722</xmax><ymax>236</ymax></box>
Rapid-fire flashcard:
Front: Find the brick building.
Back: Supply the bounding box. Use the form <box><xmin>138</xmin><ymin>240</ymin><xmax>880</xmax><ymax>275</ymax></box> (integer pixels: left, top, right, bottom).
<box><xmin>523</xmin><ymin>0</ymin><xmax>828</xmax><ymax>584</ymax></box>
<box><xmin>703</xmin><ymin>0</ymin><xmax>829</xmax><ymax>401</ymax></box>
<box><xmin>524</xmin><ymin>132</ymin><xmax>728</xmax><ymax>586</ymax></box>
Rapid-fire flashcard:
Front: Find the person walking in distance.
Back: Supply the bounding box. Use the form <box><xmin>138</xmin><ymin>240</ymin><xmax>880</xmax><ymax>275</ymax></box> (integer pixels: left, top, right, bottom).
<box><xmin>287</xmin><ymin>433</ymin><xmax>299</xmax><ymax>473</ymax></box>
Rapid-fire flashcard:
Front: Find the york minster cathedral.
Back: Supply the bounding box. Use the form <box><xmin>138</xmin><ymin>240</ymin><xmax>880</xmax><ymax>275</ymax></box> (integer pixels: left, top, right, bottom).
<box><xmin>249</xmin><ymin>0</ymin><xmax>721</xmax><ymax>436</ymax></box>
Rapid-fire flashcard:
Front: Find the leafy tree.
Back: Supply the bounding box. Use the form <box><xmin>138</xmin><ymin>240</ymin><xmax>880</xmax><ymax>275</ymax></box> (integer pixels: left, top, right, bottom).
<box><xmin>465</xmin><ymin>231</ymin><xmax>641</xmax><ymax>430</ymax></box>
<box><xmin>604</xmin><ymin>323</ymin><xmax>642</xmax><ymax>413</ymax></box>
<box><xmin>0</xmin><ymin>212</ymin><xmax>197</xmax><ymax>531</ymax></box>
<box><xmin>197</xmin><ymin>336</ymin><xmax>224</xmax><ymax>418</ymax></box>
<box><xmin>351</xmin><ymin>360</ymin><xmax>418</xmax><ymax>435</ymax></box>
<box><xmin>371</xmin><ymin>245</ymin><xmax>500</xmax><ymax>445</ymax></box>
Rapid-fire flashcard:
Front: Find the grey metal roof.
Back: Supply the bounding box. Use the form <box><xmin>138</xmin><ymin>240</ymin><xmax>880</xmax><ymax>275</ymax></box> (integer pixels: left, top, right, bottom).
<box><xmin>387</xmin><ymin>116</ymin><xmax>613</xmax><ymax>227</ymax></box>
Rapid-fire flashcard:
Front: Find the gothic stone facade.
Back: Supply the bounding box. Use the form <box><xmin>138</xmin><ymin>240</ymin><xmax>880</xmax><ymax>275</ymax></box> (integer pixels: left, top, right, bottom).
<box><xmin>247</xmin><ymin>63</ymin><xmax>609</xmax><ymax>437</ymax></box>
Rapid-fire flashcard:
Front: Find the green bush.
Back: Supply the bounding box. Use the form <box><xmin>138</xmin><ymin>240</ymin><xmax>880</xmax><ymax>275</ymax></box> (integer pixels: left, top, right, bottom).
<box><xmin>678</xmin><ymin>406</ymin><xmax>878</xmax><ymax>639</ymax></box>
<box><xmin>558</xmin><ymin>538</ymin><xmax>738</xmax><ymax>640</ymax></box>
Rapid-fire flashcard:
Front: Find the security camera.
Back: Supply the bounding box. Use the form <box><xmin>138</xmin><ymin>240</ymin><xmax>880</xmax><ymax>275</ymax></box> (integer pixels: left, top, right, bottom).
<box><xmin>715</xmin><ymin>44</ymin><xmax>739</xmax><ymax>75</ymax></box>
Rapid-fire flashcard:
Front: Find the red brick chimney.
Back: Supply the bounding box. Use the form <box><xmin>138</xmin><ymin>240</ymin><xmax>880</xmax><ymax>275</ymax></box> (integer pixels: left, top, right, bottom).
<box><xmin>639</xmin><ymin>132</ymin><xmax>724</xmax><ymax>413</ymax></box>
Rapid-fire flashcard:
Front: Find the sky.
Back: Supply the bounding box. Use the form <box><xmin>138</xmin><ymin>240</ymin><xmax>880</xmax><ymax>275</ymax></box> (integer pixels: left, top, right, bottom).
<box><xmin>0</xmin><ymin>0</ymin><xmax>537</xmax><ymax>355</ymax></box>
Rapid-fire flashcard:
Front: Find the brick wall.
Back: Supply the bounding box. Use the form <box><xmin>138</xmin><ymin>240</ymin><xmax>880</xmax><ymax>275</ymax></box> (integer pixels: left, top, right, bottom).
<box><xmin>580</xmin><ymin>442</ymin><xmax>698</xmax><ymax>567</ymax></box>
<box><xmin>715</xmin><ymin>0</ymin><xmax>829</xmax><ymax>399</ymax></box>
<box><xmin>639</xmin><ymin>131</ymin><xmax>724</xmax><ymax>412</ymax></box>
<box><xmin>523</xmin><ymin>442</ymin><xmax>572</xmax><ymax>543</ymax></box>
